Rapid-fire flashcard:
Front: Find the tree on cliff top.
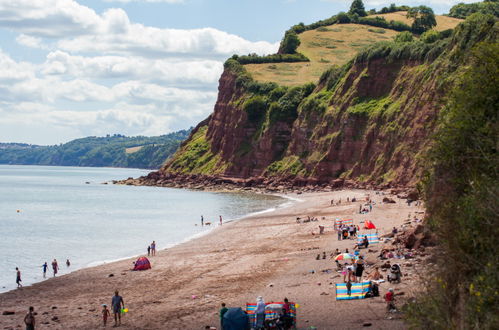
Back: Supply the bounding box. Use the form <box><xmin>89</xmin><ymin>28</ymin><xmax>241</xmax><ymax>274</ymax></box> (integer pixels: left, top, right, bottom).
<box><xmin>279</xmin><ymin>31</ymin><xmax>301</xmax><ymax>54</ymax></box>
<box><xmin>349</xmin><ymin>0</ymin><xmax>367</xmax><ymax>17</ymax></box>
<box><xmin>407</xmin><ymin>6</ymin><xmax>437</xmax><ymax>33</ymax></box>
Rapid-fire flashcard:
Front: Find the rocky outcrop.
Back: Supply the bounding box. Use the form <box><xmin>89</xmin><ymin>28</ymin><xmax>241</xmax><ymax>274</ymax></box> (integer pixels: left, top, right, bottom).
<box><xmin>128</xmin><ymin>16</ymin><xmax>495</xmax><ymax>191</ymax></box>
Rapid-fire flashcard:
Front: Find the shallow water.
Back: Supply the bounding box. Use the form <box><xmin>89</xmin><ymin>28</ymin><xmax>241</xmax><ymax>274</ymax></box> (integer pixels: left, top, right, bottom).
<box><xmin>0</xmin><ymin>165</ymin><xmax>286</xmax><ymax>292</ymax></box>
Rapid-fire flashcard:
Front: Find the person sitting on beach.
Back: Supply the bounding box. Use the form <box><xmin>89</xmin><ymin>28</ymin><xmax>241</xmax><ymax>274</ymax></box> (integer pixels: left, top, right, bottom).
<box><xmin>362</xmin><ymin>235</ymin><xmax>369</xmax><ymax>249</ymax></box>
<box><xmin>111</xmin><ymin>290</ymin><xmax>125</xmax><ymax>327</ymax></box>
<box><xmin>367</xmin><ymin>267</ymin><xmax>383</xmax><ymax>281</ymax></box>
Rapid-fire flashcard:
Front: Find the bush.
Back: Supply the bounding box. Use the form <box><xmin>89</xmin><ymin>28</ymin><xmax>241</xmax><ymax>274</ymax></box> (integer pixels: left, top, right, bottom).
<box><xmin>421</xmin><ymin>30</ymin><xmax>440</xmax><ymax>43</ymax></box>
<box><xmin>394</xmin><ymin>31</ymin><xmax>414</xmax><ymax>43</ymax></box>
<box><xmin>243</xmin><ymin>96</ymin><xmax>267</xmax><ymax>122</ymax></box>
<box><xmin>234</xmin><ymin>53</ymin><xmax>309</xmax><ymax>65</ymax></box>
<box><xmin>408</xmin><ymin>41</ymin><xmax>499</xmax><ymax>330</ymax></box>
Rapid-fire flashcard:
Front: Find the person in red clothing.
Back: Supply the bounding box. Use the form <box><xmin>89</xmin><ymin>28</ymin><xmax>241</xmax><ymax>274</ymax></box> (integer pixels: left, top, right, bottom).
<box><xmin>282</xmin><ymin>297</ymin><xmax>290</xmax><ymax>314</ymax></box>
<box><xmin>384</xmin><ymin>288</ymin><xmax>396</xmax><ymax>312</ymax></box>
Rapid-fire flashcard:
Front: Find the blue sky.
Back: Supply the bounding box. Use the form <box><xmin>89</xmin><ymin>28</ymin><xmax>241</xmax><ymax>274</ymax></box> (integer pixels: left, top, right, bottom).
<box><xmin>0</xmin><ymin>0</ymin><xmax>473</xmax><ymax>145</ymax></box>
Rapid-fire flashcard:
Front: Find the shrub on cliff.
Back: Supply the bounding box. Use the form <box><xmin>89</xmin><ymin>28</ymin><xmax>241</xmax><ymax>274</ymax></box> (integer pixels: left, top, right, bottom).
<box><xmin>448</xmin><ymin>1</ymin><xmax>499</xmax><ymax>19</ymax></box>
<box><xmin>407</xmin><ymin>40</ymin><xmax>499</xmax><ymax>329</ymax></box>
<box><xmin>394</xmin><ymin>31</ymin><xmax>414</xmax><ymax>43</ymax></box>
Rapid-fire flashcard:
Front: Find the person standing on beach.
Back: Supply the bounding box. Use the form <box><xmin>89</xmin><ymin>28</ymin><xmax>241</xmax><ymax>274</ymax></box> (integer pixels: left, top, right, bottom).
<box><xmin>219</xmin><ymin>215</ymin><xmax>223</xmax><ymax>226</ymax></box>
<box><xmin>66</xmin><ymin>259</ymin><xmax>70</xmax><ymax>267</ymax></box>
<box><xmin>42</xmin><ymin>262</ymin><xmax>48</xmax><ymax>278</ymax></box>
<box><xmin>255</xmin><ymin>296</ymin><xmax>265</xmax><ymax>329</ymax></box>
<box><xmin>219</xmin><ymin>302</ymin><xmax>228</xmax><ymax>329</ymax></box>
<box><xmin>147</xmin><ymin>245</ymin><xmax>151</xmax><ymax>256</ymax></box>
<box><xmin>201</xmin><ymin>215</ymin><xmax>204</xmax><ymax>226</ymax></box>
<box><xmin>111</xmin><ymin>290</ymin><xmax>125</xmax><ymax>327</ymax></box>
<box><xmin>16</xmin><ymin>267</ymin><xmax>22</xmax><ymax>288</ymax></box>
<box><xmin>151</xmin><ymin>241</ymin><xmax>156</xmax><ymax>256</ymax></box>
<box><xmin>102</xmin><ymin>304</ymin><xmax>110</xmax><ymax>327</ymax></box>
<box><xmin>51</xmin><ymin>259</ymin><xmax>58</xmax><ymax>277</ymax></box>
<box><xmin>24</xmin><ymin>306</ymin><xmax>35</xmax><ymax>330</ymax></box>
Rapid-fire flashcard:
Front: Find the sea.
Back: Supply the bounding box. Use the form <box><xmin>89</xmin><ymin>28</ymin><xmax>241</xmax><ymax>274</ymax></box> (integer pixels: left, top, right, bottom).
<box><xmin>0</xmin><ymin>165</ymin><xmax>289</xmax><ymax>293</ymax></box>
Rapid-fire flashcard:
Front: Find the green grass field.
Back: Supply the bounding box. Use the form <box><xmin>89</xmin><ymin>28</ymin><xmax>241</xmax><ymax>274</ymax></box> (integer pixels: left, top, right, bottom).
<box><xmin>244</xmin><ymin>13</ymin><xmax>463</xmax><ymax>86</ymax></box>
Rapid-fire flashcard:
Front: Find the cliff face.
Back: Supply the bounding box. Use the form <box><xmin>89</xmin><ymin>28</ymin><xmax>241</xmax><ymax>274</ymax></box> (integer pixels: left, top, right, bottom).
<box><xmin>155</xmin><ymin>16</ymin><xmax>497</xmax><ymax>189</ymax></box>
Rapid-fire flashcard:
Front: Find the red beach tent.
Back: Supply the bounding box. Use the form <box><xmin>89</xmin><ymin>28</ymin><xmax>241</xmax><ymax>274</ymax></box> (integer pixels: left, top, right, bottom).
<box><xmin>133</xmin><ymin>256</ymin><xmax>151</xmax><ymax>271</ymax></box>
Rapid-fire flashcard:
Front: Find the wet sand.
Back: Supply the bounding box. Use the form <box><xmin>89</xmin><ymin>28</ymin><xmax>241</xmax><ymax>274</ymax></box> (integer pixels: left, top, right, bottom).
<box><xmin>0</xmin><ymin>189</ymin><xmax>424</xmax><ymax>329</ymax></box>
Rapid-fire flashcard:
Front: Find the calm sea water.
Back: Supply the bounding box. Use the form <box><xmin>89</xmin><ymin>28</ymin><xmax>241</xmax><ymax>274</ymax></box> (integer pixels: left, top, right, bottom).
<box><xmin>0</xmin><ymin>165</ymin><xmax>287</xmax><ymax>293</ymax></box>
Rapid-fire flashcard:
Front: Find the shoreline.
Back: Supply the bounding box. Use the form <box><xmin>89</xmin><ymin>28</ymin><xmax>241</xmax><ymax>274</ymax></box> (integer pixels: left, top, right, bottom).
<box><xmin>0</xmin><ymin>191</ymin><xmax>296</xmax><ymax>295</ymax></box>
<box><xmin>0</xmin><ymin>189</ymin><xmax>426</xmax><ymax>329</ymax></box>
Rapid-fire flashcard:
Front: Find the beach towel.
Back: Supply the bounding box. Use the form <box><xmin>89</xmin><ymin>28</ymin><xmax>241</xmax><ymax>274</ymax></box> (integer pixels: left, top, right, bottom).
<box><xmin>357</xmin><ymin>232</ymin><xmax>379</xmax><ymax>244</ymax></box>
<box><xmin>335</xmin><ymin>281</ymin><xmax>371</xmax><ymax>300</ymax></box>
<box><xmin>246</xmin><ymin>302</ymin><xmax>296</xmax><ymax>326</ymax></box>
<box><xmin>334</xmin><ymin>219</ymin><xmax>353</xmax><ymax>229</ymax></box>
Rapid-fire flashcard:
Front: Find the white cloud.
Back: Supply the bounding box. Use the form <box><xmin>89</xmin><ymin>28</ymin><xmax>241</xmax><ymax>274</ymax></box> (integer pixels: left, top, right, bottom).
<box><xmin>0</xmin><ymin>0</ymin><xmax>280</xmax><ymax>144</ymax></box>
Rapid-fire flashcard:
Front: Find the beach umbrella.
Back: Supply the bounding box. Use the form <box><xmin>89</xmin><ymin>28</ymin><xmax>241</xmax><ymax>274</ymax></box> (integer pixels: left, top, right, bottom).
<box><xmin>335</xmin><ymin>253</ymin><xmax>354</xmax><ymax>261</ymax></box>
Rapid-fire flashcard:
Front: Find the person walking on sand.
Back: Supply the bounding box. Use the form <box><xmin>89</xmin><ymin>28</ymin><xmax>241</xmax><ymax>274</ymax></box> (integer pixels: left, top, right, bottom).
<box><xmin>151</xmin><ymin>241</ymin><xmax>156</xmax><ymax>256</ymax></box>
<box><xmin>24</xmin><ymin>306</ymin><xmax>35</xmax><ymax>330</ymax></box>
<box><xmin>51</xmin><ymin>259</ymin><xmax>58</xmax><ymax>277</ymax></box>
<box><xmin>16</xmin><ymin>267</ymin><xmax>22</xmax><ymax>288</ymax></box>
<box><xmin>385</xmin><ymin>288</ymin><xmax>396</xmax><ymax>312</ymax></box>
<box><xmin>111</xmin><ymin>290</ymin><xmax>125</xmax><ymax>327</ymax></box>
<box><xmin>42</xmin><ymin>262</ymin><xmax>48</xmax><ymax>278</ymax></box>
<box><xmin>219</xmin><ymin>302</ymin><xmax>228</xmax><ymax>329</ymax></box>
<box><xmin>102</xmin><ymin>304</ymin><xmax>110</xmax><ymax>327</ymax></box>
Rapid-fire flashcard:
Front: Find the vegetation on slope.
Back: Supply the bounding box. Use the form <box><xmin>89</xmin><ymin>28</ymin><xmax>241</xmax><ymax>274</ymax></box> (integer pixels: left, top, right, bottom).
<box><xmin>406</xmin><ymin>38</ymin><xmax>498</xmax><ymax>329</ymax></box>
<box><xmin>0</xmin><ymin>129</ymin><xmax>191</xmax><ymax>169</ymax></box>
<box><xmin>244</xmin><ymin>0</ymin><xmax>463</xmax><ymax>86</ymax></box>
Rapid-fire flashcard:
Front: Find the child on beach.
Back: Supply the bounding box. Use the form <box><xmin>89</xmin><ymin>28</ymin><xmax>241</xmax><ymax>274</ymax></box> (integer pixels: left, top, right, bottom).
<box><xmin>42</xmin><ymin>262</ymin><xmax>48</xmax><ymax>278</ymax></box>
<box><xmin>102</xmin><ymin>304</ymin><xmax>110</xmax><ymax>327</ymax></box>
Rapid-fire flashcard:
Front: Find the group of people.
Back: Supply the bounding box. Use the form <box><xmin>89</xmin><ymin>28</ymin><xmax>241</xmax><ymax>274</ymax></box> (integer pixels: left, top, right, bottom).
<box><xmin>15</xmin><ymin>259</ymin><xmax>70</xmax><ymax>288</ymax></box>
<box><xmin>200</xmin><ymin>215</ymin><xmax>224</xmax><ymax>226</ymax></box>
<box><xmin>147</xmin><ymin>241</ymin><xmax>156</xmax><ymax>256</ymax></box>
<box><xmin>336</xmin><ymin>224</ymin><xmax>359</xmax><ymax>240</ymax></box>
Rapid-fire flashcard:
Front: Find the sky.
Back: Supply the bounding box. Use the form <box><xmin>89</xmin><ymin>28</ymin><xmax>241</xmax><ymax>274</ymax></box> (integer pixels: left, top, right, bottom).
<box><xmin>0</xmin><ymin>0</ymin><xmax>474</xmax><ymax>145</ymax></box>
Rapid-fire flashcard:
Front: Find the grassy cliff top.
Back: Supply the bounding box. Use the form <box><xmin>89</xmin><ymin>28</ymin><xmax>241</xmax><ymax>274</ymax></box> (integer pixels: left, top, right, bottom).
<box><xmin>368</xmin><ymin>11</ymin><xmax>463</xmax><ymax>31</ymax></box>
<box><xmin>244</xmin><ymin>13</ymin><xmax>463</xmax><ymax>86</ymax></box>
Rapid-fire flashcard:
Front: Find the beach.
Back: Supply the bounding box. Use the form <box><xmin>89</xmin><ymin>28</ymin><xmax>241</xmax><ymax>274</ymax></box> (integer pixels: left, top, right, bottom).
<box><xmin>0</xmin><ymin>189</ymin><xmax>425</xmax><ymax>329</ymax></box>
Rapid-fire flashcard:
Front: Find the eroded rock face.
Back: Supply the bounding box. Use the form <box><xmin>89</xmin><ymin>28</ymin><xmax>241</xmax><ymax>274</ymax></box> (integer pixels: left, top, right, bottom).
<box><xmin>156</xmin><ymin>56</ymin><xmax>447</xmax><ymax>190</ymax></box>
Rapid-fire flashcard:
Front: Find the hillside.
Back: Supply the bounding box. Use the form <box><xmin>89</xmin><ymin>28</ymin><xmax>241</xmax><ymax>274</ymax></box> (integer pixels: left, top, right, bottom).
<box><xmin>133</xmin><ymin>10</ymin><xmax>497</xmax><ymax>191</ymax></box>
<box><xmin>0</xmin><ymin>129</ymin><xmax>191</xmax><ymax>169</ymax></box>
<box><xmin>245</xmin><ymin>12</ymin><xmax>462</xmax><ymax>86</ymax></box>
<box><xmin>369</xmin><ymin>11</ymin><xmax>463</xmax><ymax>31</ymax></box>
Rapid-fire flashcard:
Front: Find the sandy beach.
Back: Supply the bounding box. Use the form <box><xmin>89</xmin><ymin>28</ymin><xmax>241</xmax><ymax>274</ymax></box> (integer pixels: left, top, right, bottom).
<box><xmin>0</xmin><ymin>189</ymin><xmax>425</xmax><ymax>329</ymax></box>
